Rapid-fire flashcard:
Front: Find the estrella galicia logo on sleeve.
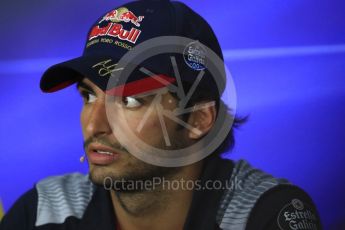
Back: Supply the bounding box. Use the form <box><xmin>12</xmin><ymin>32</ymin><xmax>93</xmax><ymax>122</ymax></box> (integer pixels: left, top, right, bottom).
<box><xmin>277</xmin><ymin>199</ymin><xmax>320</xmax><ymax>230</ymax></box>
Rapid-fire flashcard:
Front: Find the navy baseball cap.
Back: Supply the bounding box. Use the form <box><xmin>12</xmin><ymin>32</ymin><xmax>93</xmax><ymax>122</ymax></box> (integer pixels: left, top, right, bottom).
<box><xmin>40</xmin><ymin>0</ymin><xmax>225</xmax><ymax>96</ymax></box>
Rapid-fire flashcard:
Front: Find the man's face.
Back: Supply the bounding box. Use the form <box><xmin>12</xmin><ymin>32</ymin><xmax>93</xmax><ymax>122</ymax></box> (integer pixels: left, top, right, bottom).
<box><xmin>78</xmin><ymin>78</ymin><xmax>192</xmax><ymax>188</ymax></box>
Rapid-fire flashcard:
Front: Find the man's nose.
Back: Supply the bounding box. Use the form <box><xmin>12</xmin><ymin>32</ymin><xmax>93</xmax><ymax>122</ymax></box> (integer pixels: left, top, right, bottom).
<box><xmin>85</xmin><ymin>101</ymin><xmax>112</xmax><ymax>137</ymax></box>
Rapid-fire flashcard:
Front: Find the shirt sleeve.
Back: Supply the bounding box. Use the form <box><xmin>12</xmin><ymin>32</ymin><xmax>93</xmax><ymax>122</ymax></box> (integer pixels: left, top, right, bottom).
<box><xmin>0</xmin><ymin>188</ymin><xmax>38</xmax><ymax>230</ymax></box>
<box><xmin>245</xmin><ymin>184</ymin><xmax>322</xmax><ymax>230</ymax></box>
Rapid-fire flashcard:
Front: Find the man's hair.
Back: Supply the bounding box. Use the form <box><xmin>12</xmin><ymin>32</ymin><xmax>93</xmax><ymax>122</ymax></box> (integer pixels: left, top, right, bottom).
<box><xmin>173</xmin><ymin>82</ymin><xmax>247</xmax><ymax>157</ymax></box>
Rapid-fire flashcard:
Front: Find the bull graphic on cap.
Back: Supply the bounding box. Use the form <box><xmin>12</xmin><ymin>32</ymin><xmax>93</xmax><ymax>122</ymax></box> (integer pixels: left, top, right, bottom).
<box><xmin>99</xmin><ymin>7</ymin><xmax>144</xmax><ymax>27</ymax></box>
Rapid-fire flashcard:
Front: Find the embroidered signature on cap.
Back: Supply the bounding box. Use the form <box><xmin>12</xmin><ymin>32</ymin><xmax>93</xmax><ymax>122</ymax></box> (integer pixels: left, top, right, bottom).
<box><xmin>92</xmin><ymin>59</ymin><xmax>123</xmax><ymax>77</ymax></box>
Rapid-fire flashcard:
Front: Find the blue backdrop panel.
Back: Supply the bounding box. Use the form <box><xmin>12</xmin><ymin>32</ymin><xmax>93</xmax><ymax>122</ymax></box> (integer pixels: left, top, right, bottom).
<box><xmin>1</xmin><ymin>0</ymin><xmax>344</xmax><ymax>228</ymax></box>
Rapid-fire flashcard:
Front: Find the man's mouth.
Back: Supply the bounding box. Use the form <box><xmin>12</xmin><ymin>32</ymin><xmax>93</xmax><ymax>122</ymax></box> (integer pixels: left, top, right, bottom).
<box><xmin>87</xmin><ymin>143</ymin><xmax>121</xmax><ymax>165</ymax></box>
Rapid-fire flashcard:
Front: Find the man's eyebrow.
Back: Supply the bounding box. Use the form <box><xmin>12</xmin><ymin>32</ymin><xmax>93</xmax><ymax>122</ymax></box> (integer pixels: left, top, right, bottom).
<box><xmin>76</xmin><ymin>81</ymin><xmax>94</xmax><ymax>92</ymax></box>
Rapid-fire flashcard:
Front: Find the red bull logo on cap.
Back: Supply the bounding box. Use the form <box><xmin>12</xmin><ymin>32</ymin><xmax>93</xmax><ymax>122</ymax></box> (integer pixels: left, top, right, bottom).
<box><xmin>88</xmin><ymin>7</ymin><xmax>145</xmax><ymax>44</ymax></box>
<box><xmin>99</xmin><ymin>7</ymin><xmax>144</xmax><ymax>27</ymax></box>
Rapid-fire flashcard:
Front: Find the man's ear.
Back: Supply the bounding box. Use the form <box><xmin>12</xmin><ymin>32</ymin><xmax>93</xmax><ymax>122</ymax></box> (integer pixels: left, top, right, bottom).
<box><xmin>187</xmin><ymin>101</ymin><xmax>217</xmax><ymax>140</ymax></box>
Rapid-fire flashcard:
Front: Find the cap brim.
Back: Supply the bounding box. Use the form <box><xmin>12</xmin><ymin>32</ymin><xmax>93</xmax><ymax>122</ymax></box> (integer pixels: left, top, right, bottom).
<box><xmin>40</xmin><ymin>55</ymin><xmax>112</xmax><ymax>92</ymax></box>
<box><xmin>40</xmin><ymin>55</ymin><xmax>176</xmax><ymax>96</ymax></box>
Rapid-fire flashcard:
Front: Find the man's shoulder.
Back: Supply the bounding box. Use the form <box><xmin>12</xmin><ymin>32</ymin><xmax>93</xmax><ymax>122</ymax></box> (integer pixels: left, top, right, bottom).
<box><xmin>216</xmin><ymin>159</ymin><xmax>321</xmax><ymax>230</ymax></box>
<box><xmin>1</xmin><ymin>173</ymin><xmax>95</xmax><ymax>229</ymax></box>
<box><xmin>216</xmin><ymin>159</ymin><xmax>289</xmax><ymax>228</ymax></box>
<box><xmin>35</xmin><ymin>172</ymin><xmax>94</xmax><ymax>206</ymax></box>
<box><xmin>35</xmin><ymin>172</ymin><xmax>95</xmax><ymax>226</ymax></box>
<box><xmin>219</xmin><ymin>159</ymin><xmax>291</xmax><ymax>203</ymax></box>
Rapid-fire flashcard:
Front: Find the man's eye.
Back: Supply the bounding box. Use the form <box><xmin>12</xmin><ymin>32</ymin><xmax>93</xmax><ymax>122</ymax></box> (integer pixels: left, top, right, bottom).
<box><xmin>122</xmin><ymin>96</ymin><xmax>142</xmax><ymax>108</ymax></box>
<box><xmin>87</xmin><ymin>94</ymin><xmax>97</xmax><ymax>103</ymax></box>
<box><xmin>81</xmin><ymin>92</ymin><xmax>97</xmax><ymax>104</ymax></box>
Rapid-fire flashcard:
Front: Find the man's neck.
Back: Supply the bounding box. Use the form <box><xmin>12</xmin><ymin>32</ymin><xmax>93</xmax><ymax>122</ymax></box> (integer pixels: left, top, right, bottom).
<box><xmin>110</xmin><ymin>160</ymin><xmax>204</xmax><ymax>230</ymax></box>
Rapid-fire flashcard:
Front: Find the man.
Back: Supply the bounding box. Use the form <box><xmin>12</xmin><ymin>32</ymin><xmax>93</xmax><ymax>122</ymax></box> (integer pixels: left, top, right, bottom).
<box><xmin>0</xmin><ymin>0</ymin><xmax>321</xmax><ymax>229</ymax></box>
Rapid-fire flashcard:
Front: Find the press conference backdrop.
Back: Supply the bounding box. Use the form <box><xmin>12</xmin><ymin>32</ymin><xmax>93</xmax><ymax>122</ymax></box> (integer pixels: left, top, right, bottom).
<box><xmin>1</xmin><ymin>0</ymin><xmax>344</xmax><ymax>228</ymax></box>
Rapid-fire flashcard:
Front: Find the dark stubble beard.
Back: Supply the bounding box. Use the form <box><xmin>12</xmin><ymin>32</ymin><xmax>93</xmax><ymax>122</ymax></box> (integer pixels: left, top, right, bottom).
<box><xmin>85</xmin><ymin>131</ymin><xmax>191</xmax><ymax>193</ymax></box>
